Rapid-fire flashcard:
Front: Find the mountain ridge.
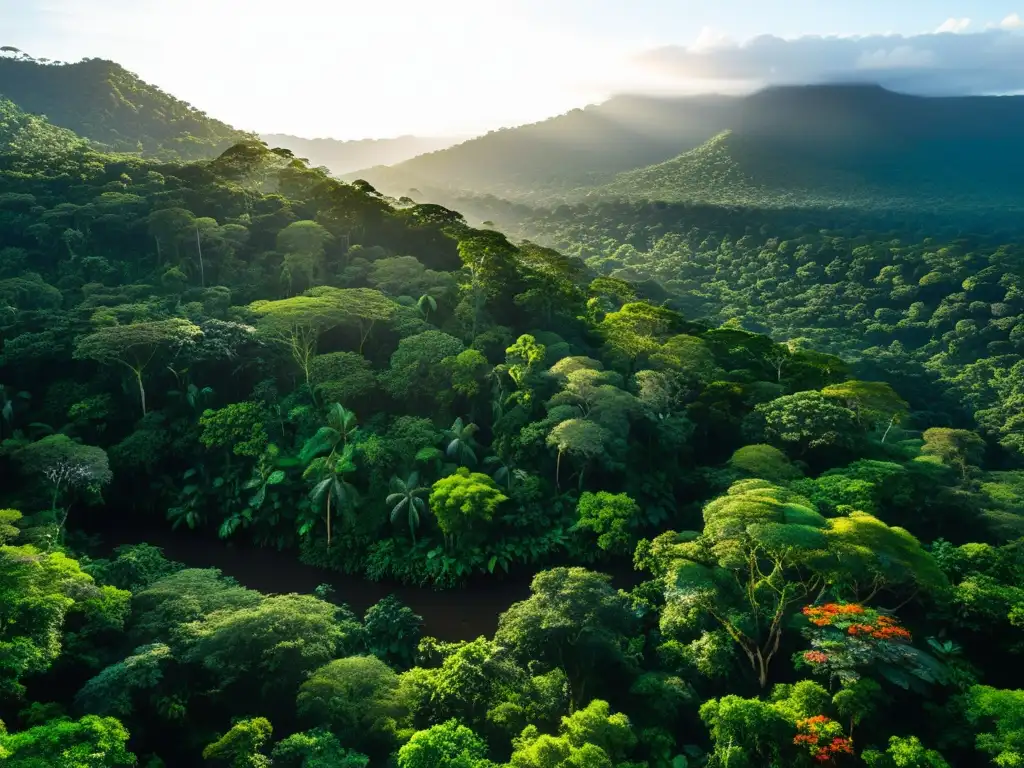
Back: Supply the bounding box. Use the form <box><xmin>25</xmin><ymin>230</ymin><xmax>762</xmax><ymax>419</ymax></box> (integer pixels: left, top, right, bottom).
<box><xmin>0</xmin><ymin>54</ymin><xmax>253</xmax><ymax>160</ymax></box>
<box><xmin>347</xmin><ymin>90</ymin><xmax>737</xmax><ymax>199</ymax></box>
<box><xmin>355</xmin><ymin>84</ymin><xmax>1024</xmax><ymax>212</ymax></box>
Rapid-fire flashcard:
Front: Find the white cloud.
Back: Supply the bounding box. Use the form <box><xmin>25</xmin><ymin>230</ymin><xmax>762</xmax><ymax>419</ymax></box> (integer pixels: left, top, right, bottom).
<box><xmin>857</xmin><ymin>46</ymin><xmax>935</xmax><ymax>69</ymax></box>
<box><xmin>936</xmin><ymin>18</ymin><xmax>971</xmax><ymax>34</ymax></box>
<box><xmin>692</xmin><ymin>26</ymin><xmax>734</xmax><ymax>52</ymax></box>
<box><xmin>1002</xmin><ymin>13</ymin><xmax>1024</xmax><ymax>29</ymax></box>
<box><xmin>633</xmin><ymin>28</ymin><xmax>1024</xmax><ymax>97</ymax></box>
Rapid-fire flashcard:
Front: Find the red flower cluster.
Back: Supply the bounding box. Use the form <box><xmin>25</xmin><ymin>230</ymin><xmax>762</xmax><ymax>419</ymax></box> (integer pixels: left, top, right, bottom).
<box><xmin>802</xmin><ymin>603</ymin><xmax>865</xmax><ymax>627</ymax></box>
<box><xmin>847</xmin><ymin>615</ymin><xmax>912</xmax><ymax>641</ymax></box>
<box><xmin>794</xmin><ymin>716</ymin><xmax>854</xmax><ymax>763</ymax></box>
<box><xmin>803</xmin><ymin>650</ymin><xmax>830</xmax><ymax>664</ymax></box>
<box><xmin>798</xmin><ymin>715</ymin><xmax>831</xmax><ymax>727</ymax></box>
<box><xmin>802</xmin><ymin>604</ymin><xmax>911</xmax><ymax>642</ymax></box>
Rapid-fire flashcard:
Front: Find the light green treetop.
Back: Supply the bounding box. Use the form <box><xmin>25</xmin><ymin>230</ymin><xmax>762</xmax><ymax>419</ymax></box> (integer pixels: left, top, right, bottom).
<box><xmin>74</xmin><ymin>317</ymin><xmax>202</xmax><ymax>414</ymax></box>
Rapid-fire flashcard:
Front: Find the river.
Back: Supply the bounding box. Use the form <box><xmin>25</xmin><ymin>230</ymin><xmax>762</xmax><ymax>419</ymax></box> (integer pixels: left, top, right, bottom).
<box><xmin>96</xmin><ymin>527</ymin><xmax>640</xmax><ymax>641</ymax></box>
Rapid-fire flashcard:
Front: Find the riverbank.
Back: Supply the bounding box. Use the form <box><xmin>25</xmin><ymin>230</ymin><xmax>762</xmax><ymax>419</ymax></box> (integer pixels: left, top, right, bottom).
<box><xmin>89</xmin><ymin>526</ymin><xmax>641</xmax><ymax>641</ymax></box>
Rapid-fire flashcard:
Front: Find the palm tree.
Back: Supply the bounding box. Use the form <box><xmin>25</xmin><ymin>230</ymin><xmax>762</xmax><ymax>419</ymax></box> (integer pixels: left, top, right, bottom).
<box><xmin>300</xmin><ymin>403</ymin><xmax>359</xmax><ymax>546</ymax></box>
<box><xmin>444</xmin><ymin>417</ymin><xmax>479</xmax><ymax>467</ymax></box>
<box><xmin>301</xmin><ymin>403</ymin><xmax>358</xmax><ymax>457</ymax></box>
<box><xmin>488</xmin><ymin>366</ymin><xmax>507</xmax><ymax>421</ymax></box>
<box><xmin>386</xmin><ymin>471</ymin><xmax>429</xmax><ymax>542</ymax></box>
<box><xmin>484</xmin><ymin>453</ymin><xmax>525</xmax><ymax>491</ymax></box>
<box><xmin>417</xmin><ymin>293</ymin><xmax>437</xmax><ymax>322</ymax></box>
<box><xmin>304</xmin><ymin>443</ymin><xmax>358</xmax><ymax>547</ymax></box>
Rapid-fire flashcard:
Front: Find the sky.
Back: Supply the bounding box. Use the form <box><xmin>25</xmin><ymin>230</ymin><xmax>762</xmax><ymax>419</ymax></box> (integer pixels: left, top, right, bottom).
<box><xmin>3</xmin><ymin>0</ymin><xmax>1024</xmax><ymax>139</ymax></box>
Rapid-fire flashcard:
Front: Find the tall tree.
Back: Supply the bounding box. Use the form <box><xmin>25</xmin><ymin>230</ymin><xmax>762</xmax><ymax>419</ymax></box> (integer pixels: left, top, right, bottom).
<box><xmin>495</xmin><ymin>568</ymin><xmax>638</xmax><ymax>707</ymax></box>
<box><xmin>249</xmin><ymin>293</ymin><xmax>352</xmax><ymax>388</ymax></box>
<box><xmin>301</xmin><ymin>404</ymin><xmax>360</xmax><ymax>546</ymax></box>
<box><xmin>444</xmin><ymin>417</ymin><xmax>480</xmax><ymax>467</ymax></box>
<box><xmin>386</xmin><ymin>472</ymin><xmax>429</xmax><ymax>543</ymax></box>
<box><xmin>73</xmin><ymin>318</ymin><xmax>202</xmax><ymax>414</ymax></box>
<box><xmin>277</xmin><ymin>220</ymin><xmax>332</xmax><ymax>292</ymax></box>
<box><xmin>305</xmin><ymin>287</ymin><xmax>397</xmax><ymax>354</ymax></box>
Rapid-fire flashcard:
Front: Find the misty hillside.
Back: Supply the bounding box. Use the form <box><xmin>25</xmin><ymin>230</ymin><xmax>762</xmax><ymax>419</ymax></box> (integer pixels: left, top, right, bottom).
<box><xmin>0</xmin><ymin>53</ymin><xmax>252</xmax><ymax>160</ymax></box>
<box><xmin>351</xmin><ymin>93</ymin><xmax>735</xmax><ymax>199</ymax></box>
<box><xmin>359</xmin><ymin>84</ymin><xmax>1024</xmax><ymax>209</ymax></box>
<box><xmin>596</xmin><ymin>85</ymin><xmax>1024</xmax><ymax>210</ymax></box>
<box><xmin>261</xmin><ymin>133</ymin><xmax>464</xmax><ymax>176</ymax></box>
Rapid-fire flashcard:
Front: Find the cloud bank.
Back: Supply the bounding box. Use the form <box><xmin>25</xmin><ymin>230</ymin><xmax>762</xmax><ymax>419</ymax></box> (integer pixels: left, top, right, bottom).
<box><xmin>634</xmin><ymin>27</ymin><xmax>1024</xmax><ymax>96</ymax></box>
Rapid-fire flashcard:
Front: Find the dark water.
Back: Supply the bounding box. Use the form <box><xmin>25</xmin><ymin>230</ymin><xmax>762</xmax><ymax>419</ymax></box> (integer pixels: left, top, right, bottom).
<box><xmin>97</xmin><ymin>527</ymin><xmax>639</xmax><ymax>641</ymax></box>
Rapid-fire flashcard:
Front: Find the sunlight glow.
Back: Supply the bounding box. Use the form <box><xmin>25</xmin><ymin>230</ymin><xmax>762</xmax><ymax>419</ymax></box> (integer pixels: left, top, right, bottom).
<box><xmin>8</xmin><ymin>0</ymin><xmax>1024</xmax><ymax>138</ymax></box>
<box><xmin>15</xmin><ymin>0</ymin><xmax>644</xmax><ymax>139</ymax></box>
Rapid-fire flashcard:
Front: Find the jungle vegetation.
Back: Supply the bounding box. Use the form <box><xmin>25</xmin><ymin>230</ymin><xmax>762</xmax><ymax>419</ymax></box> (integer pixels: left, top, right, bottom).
<box><xmin>1</xmin><ymin>60</ymin><xmax>1023</xmax><ymax>768</ymax></box>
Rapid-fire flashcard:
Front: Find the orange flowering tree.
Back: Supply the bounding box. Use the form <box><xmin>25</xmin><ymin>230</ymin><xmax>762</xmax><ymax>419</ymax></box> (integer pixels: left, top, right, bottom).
<box><xmin>794</xmin><ymin>715</ymin><xmax>855</xmax><ymax>764</ymax></box>
<box><xmin>648</xmin><ymin>480</ymin><xmax>945</xmax><ymax>690</ymax></box>
<box><xmin>794</xmin><ymin>603</ymin><xmax>947</xmax><ymax>691</ymax></box>
<box><xmin>700</xmin><ymin>680</ymin><xmax>855</xmax><ymax>767</ymax></box>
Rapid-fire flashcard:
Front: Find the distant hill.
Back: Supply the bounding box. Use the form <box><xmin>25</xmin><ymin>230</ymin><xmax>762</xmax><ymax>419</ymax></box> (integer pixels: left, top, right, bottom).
<box><xmin>0</xmin><ymin>53</ymin><xmax>252</xmax><ymax>160</ymax></box>
<box><xmin>597</xmin><ymin>85</ymin><xmax>1024</xmax><ymax>211</ymax></box>
<box><xmin>261</xmin><ymin>133</ymin><xmax>463</xmax><ymax>176</ymax></box>
<box><xmin>351</xmin><ymin>93</ymin><xmax>734</xmax><ymax>200</ymax></box>
<box><xmin>357</xmin><ymin>84</ymin><xmax>1024</xmax><ymax>211</ymax></box>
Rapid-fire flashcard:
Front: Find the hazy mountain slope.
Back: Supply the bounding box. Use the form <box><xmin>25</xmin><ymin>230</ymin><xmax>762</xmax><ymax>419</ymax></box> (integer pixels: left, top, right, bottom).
<box><xmin>358</xmin><ymin>84</ymin><xmax>1024</xmax><ymax>211</ymax></box>
<box><xmin>261</xmin><ymin>133</ymin><xmax>463</xmax><ymax>176</ymax></box>
<box><xmin>0</xmin><ymin>54</ymin><xmax>252</xmax><ymax>160</ymax></box>
<box><xmin>598</xmin><ymin>86</ymin><xmax>1024</xmax><ymax>211</ymax></box>
<box><xmin>352</xmin><ymin>93</ymin><xmax>734</xmax><ymax>199</ymax></box>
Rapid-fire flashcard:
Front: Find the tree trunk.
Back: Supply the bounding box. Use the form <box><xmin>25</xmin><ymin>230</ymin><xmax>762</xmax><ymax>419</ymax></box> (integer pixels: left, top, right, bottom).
<box><xmin>555</xmin><ymin>449</ymin><xmax>563</xmax><ymax>489</ymax></box>
<box><xmin>135</xmin><ymin>369</ymin><xmax>147</xmax><ymax>415</ymax></box>
<box><xmin>57</xmin><ymin>505</ymin><xmax>71</xmax><ymax>544</ymax></box>
<box><xmin>881</xmin><ymin>415</ymin><xmax>896</xmax><ymax>443</ymax></box>
<box><xmin>195</xmin><ymin>227</ymin><xmax>205</xmax><ymax>288</ymax></box>
<box><xmin>50</xmin><ymin>480</ymin><xmax>62</xmax><ymax>515</ymax></box>
<box><xmin>326</xmin><ymin>491</ymin><xmax>332</xmax><ymax>547</ymax></box>
<box><xmin>757</xmin><ymin>653</ymin><xmax>769</xmax><ymax>688</ymax></box>
<box><xmin>359</xmin><ymin>320</ymin><xmax>374</xmax><ymax>354</ymax></box>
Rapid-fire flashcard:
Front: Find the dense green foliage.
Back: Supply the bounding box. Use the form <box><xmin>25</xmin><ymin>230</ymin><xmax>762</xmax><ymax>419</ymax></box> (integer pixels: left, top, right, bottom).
<box><xmin>1</xmin><ymin>67</ymin><xmax>1022</xmax><ymax>767</ymax></box>
<box><xmin>499</xmin><ymin>208</ymin><xmax>1024</xmax><ymax>465</ymax></box>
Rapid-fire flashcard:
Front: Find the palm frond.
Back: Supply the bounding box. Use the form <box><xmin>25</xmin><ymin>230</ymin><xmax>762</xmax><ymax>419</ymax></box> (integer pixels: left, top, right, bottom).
<box><xmin>390</xmin><ymin>499</ymin><xmax>408</xmax><ymax>523</ymax></box>
<box><xmin>301</xmin><ymin>456</ymin><xmax>328</xmax><ymax>480</ymax></box>
<box><xmin>300</xmin><ymin>427</ymin><xmax>339</xmax><ymax>461</ymax></box>
<box><xmin>309</xmin><ymin>476</ymin><xmax>333</xmax><ymax>503</ymax></box>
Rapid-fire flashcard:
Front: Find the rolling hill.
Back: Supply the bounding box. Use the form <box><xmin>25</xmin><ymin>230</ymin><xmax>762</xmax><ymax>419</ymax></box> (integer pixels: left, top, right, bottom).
<box><xmin>356</xmin><ymin>84</ymin><xmax>1024</xmax><ymax>213</ymax></box>
<box><xmin>595</xmin><ymin>85</ymin><xmax>1024</xmax><ymax>212</ymax></box>
<box><xmin>0</xmin><ymin>53</ymin><xmax>252</xmax><ymax>160</ymax></box>
<box><xmin>260</xmin><ymin>133</ymin><xmax>464</xmax><ymax>176</ymax></box>
<box><xmin>350</xmin><ymin>93</ymin><xmax>735</xmax><ymax>200</ymax></box>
